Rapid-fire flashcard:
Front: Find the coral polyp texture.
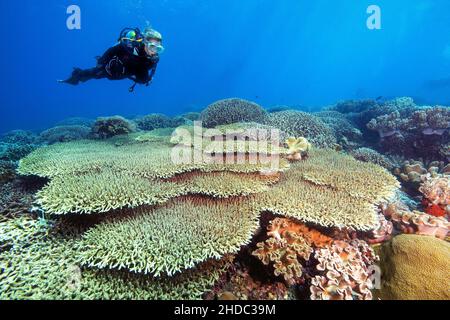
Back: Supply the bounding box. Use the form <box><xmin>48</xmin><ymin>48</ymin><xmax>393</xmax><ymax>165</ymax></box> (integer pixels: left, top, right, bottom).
<box><xmin>255</xmin><ymin>149</ymin><xmax>400</xmax><ymax>231</ymax></box>
<box><xmin>350</xmin><ymin>147</ymin><xmax>394</xmax><ymax>170</ymax></box>
<box><xmin>200</xmin><ymin>98</ymin><xmax>268</xmax><ymax>128</ymax></box>
<box><xmin>35</xmin><ymin>170</ymin><xmax>183</xmax><ymax>214</ymax></box>
<box><xmin>377</xmin><ymin>234</ymin><xmax>450</xmax><ymax>300</ymax></box>
<box><xmin>310</xmin><ymin>240</ymin><xmax>379</xmax><ymax>300</ymax></box>
<box><xmin>0</xmin><ymin>216</ymin><xmax>233</xmax><ymax>300</ymax></box>
<box><xmin>79</xmin><ymin>196</ymin><xmax>260</xmax><ymax>276</ymax></box>
<box><xmin>263</xmin><ymin>110</ymin><xmax>337</xmax><ymax>148</ymax></box>
<box><xmin>18</xmin><ymin>138</ymin><xmax>285</xmax><ymax>180</ymax></box>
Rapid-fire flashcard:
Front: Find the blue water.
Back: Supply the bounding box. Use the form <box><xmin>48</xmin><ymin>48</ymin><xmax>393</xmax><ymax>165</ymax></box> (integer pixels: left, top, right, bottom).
<box><xmin>1</xmin><ymin>0</ymin><xmax>449</xmax><ymax>134</ymax></box>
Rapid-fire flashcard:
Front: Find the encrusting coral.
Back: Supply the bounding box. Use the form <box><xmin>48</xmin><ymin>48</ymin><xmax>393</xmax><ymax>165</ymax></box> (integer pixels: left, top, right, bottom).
<box><xmin>310</xmin><ymin>240</ymin><xmax>379</xmax><ymax>300</ymax></box>
<box><xmin>200</xmin><ymin>98</ymin><xmax>268</xmax><ymax>128</ymax></box>
<box><xmin>79</xmin><ymin>196</ymin><xmax>260</xmax><ymax>276</ymax></box>
<box><xmin>377</xmin><ymin>234</ymin><xmax>450</xmax><ymax>300</ymax></box>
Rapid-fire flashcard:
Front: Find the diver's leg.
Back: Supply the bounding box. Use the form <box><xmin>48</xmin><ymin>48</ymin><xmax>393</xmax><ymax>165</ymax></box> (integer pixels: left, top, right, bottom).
<box><xmin>60</xmin><ymin>67</ymin><xmax>107</xmax><ymax>85</ymax></box>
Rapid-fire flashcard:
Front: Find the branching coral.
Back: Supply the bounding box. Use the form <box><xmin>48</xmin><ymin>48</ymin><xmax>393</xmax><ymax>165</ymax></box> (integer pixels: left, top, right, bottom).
<box><xmin>134</xmin><ymin>113</ymin><xmax>181</xmax><ymax>131</ymax></box>
<box><xmin>310</xmin><ymin>240</ymin><xmax>378</xmax><ymax>300</ymax></box>
<box><xmin>315</xmin><ymin>111</ymin><xmax>363</xmax><ymax>144</ymax></box>
<box><xmin>91</xmin><ymin>116</ymin><xmax>136</xmax><ymax>139</ymax></box>
<box><xmin>19</xmin><ymin>138</ymin><xmax>286</xmax><ymax>180</ymax></box>
<box><xmin>350</xmin><ymin>147</ymin><xmax>394</xmax><ymax>170</ymax></box>
<box><xmin>263</xmin><ymin>110</ymin><xmax>337</xmax><ymax>148</ymax></box>
<box><xmin>200</xmin><ymin>98</ymin><xmax>268</xmax><ymax>128</ymax></box>
<box><xmin>0</xmin><ymin>215</ymin><xmax>233</xmax><ymax>300</ymax></box>
<box><xmin>80</xmin><ymin>196</ymin><xmax>260</xmax><ymax>276</ymax></box>
<box><xmin>255</xmin><ymin>148</ymin><xmax>400</xmax><ymax>231</ymax></box>
<box><xmin>36</xmin><ymin>170</ymin><xmax>183</xmax><ymax>214</ymax></box>
<box><xmin>39</xmin><ymin>125</ymin><xmax>91</xmax><ymax>144</ymax></box>
<box><xmin>1</xmin><ymin>130</ymin><xmax>38</xmax><ymax>144</ymax></box>
<box><xmin>407</xmin><ymin>107</ymin><xmax>450</xmax><ymax>135</ymax></box>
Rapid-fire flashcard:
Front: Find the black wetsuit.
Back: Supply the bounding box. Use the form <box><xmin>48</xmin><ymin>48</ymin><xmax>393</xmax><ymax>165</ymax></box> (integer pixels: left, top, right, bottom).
<box><xmin>63</xmin><ymin>42</ymin><xmax>159</xmax><ymax>86</ymax></box>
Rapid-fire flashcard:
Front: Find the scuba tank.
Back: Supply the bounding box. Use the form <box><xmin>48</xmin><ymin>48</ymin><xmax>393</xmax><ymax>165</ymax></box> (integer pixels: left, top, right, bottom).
<box><xmin>118</xmin><ymin>27</ymin><xmax>144</xmax><ymax>53</ymax></box>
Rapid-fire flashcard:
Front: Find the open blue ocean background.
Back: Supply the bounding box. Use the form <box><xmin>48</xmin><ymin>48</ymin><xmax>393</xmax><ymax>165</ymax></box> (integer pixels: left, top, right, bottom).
<box><xmin>1</xmin><ymin>0</ymin><xmax>449</xmax><ymax>134</ymax></box>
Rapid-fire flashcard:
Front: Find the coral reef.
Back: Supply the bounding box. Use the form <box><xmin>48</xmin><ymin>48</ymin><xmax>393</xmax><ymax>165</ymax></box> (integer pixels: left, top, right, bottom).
<box><xmin>206</xmin><ymin>264</ymin><xmax>290</xmax><ymax>300</ymax></box>
<box><xmin>91</xmin><ymin>116</ymin><xmax>136</xmax><ymax>139</ymax></box>
<box><xmin>285</xmin><ymin>137</ymin><xmax>311</xmax><ymax>161</ymax></box>
<box><xmin>253</xmin><ymin>218</ymin><xmax>332</xmax><ymax>285</ymax></box>
<box><xmin>377</xmin><ymin>234</ymin><xmax>450</xmax><ymax>300</ymax></box>
<box><xmin>56</xmin><ymin>117</ymin><xmax>95</xmax><ymax>128</ymax></box>
<box><xmin>393</xmin><ymin>159</ymin><xmax>448</xmax><ymax>187</ymax></box>
<box><xmin>350</xmin><ymin>147</ymin><xmax>395</xmax><ymax>170</ymax></box>
<box><xmin>264</xmin><ymin>110</ymin><xmax>337</xmax><ymax>148</ymax></box>
<box><xmin>257</xmin><ymin>148</ymin><xmax>400</xmax><ymax>231</ymax></box>
<box><xmin>134</xmin><ymin>113</ymin><xmax>181</xmax><ymax>131</ymax></box>
<box><xmin>200</xmin><ymin>98</ymin><xmax>268</xmax><ymax>128</ymax></box>
<box><xmin>182</xmin><ymin>112</ymin><xmax>201</xmax><ymax>122</ymax></box>
<box><xmin>80</xmin><ymin>196</ymin><xmax>260</xmax><ymax>276</ymax></box>
<box><xmin>1</xmin><ymin>130</ymin><xmax>38</xmax><ymax>145</ymax></box>
<box><xmin>0</xmin><ymin>161</ymin><xmax>16</xmax><ymax>184</ymax></box>
<box><xmin>0</xmin><ymin>181</ymin><xmax>35</xmax><ymax>222</ymax></box>
<box><xmin>367</xmin><ymin>106</ymin><xmax>449</xmax><ymax>161</ymax></box>
<box><xmin>315</xmin><ymin>111</ymin><xmax>363</xmax><ymax>146</ymax></box>
<box><xmin>0</xmin><ymin>142</ymin><xmax>37</xmax><ymax>161</ymax></box>
<box><xmin>381</xmin><ymin>202</ymin><xmax>449</xmax><ymax>239</ymax></box>
<box><xmin>0</xmin><ymin>214</ymin><xmax>233</xmax><ymax>299</ymax></box>
<box><xmin>39</xmin><ymin>125</ymin><xmax>91</xmax><ymax>144</ymax></box>
<box><xmin>310</xmin><ymin>240</ymin><xmax>378</xmax><ymax>300</ymax></box>
<box><xmin>419</xmin><ymin>173</ymin><xmax>449</xmax><ymax>217</ymax></box>
<box><xmin>333</xmin><ymin>99</ymin><xmax>379</xmax><ymax>114</ymax></box>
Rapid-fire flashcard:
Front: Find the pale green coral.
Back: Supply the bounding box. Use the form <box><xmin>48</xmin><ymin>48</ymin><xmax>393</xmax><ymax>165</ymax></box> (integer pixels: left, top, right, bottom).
<box><xmin>0</xmin><ymin>215</ymin><xmax>232</xmax><ymax>300</ymax></box>
<box><xmin>80</xmin><ymin>196</ymin><xmax>260</xmax><ymax>276</ymax></box>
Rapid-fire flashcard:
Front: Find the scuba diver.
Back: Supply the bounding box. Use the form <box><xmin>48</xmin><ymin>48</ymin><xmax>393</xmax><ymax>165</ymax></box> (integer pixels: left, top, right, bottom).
<box><xmin>59</xmin><ymin>27</ymin><xmax>164</xmax><ymax>92</ymax></box>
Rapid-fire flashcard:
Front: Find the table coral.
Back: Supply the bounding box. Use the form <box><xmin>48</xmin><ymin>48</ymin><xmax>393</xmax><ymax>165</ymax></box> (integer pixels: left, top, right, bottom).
<box><xmin>80</xmin><ymin>196</ymin><xmax>260</xmax><ymax>276</ymax></box>
<box><xmin>256</xmin><ymin>148</ymin><xmax>400</xmax><ymax>231</ymax></box>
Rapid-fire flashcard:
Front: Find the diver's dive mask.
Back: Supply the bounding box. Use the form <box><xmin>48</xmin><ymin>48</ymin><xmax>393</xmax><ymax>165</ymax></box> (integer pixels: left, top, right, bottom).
<box><xmin>145</xmin><ymin>41</ymin><xmax>165</xmax><ymax>55</ymax></box>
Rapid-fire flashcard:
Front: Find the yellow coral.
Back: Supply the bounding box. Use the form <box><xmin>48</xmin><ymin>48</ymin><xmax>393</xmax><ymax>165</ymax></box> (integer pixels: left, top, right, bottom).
<box><xmin>285</xmin><ymin>137</ymin><xmax>311</xmax><ymax>161</ymax></box>
<box><xmin>377</xmin><ymin>234</ymin><xmax>450</xmax><ymax>300</ymax></box>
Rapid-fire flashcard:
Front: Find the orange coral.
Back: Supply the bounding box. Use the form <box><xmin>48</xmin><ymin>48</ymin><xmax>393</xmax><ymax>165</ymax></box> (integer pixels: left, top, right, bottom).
<box><xmin>253</xmin><ymin>218</ymin><xmax>333</xmax><ymax>285</ymax></box>
<box><xmin>267</xmin><ymin>217</ymin><xmax>333</xmax><ymax>248</ymax></box>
